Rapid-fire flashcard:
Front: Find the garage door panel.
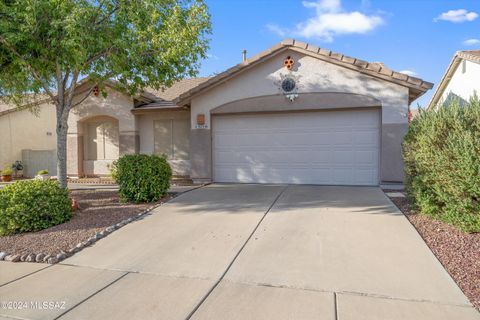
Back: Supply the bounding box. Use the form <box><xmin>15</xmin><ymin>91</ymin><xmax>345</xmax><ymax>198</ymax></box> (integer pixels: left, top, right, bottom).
<box><xmin>354</xmin><ymin>132</ymin><xmax>379</xmax><ymax>145</ymax></box>
<box><xmin>355</xmin><ymin>150</ymin><xmax>377</xmax><ymax>164</ymax></box>
<box><xmin>213</xmin><ymin>110</ymin><xmax>379</xmax><ymax>186</ymax></box>
<box><xmin>354</xmin><ymin>169</ymin><xmax>377</xmax><ymax>184</ymax></box>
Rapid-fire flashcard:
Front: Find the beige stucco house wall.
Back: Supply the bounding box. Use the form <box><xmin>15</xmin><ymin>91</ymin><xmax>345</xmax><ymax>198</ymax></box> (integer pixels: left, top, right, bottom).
<box><xmin>178</xmin><ymin>41</ymin><xmax>431</xmax><ymax>184</ymax></box>
<box><xmin>136</xmin><ymin>110</ymin><xmax>191</xmax><ymax>176</ymax></box>
<box><xmin>67</xmin><ymin>86</ymin><xmax>137</xmax><ymax>176</ymax></box>
<box><xmin>0</xmin><ymin>104</ymin><xmax>57</xmax><ymax>174</ymax></box>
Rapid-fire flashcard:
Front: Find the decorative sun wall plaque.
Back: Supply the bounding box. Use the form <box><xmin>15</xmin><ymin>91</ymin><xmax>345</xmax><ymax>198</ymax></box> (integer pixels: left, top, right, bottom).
<box><xmin>275</xmin><ymin>72</ymin><xmax>300</xmax><ymax>102</ymax></box>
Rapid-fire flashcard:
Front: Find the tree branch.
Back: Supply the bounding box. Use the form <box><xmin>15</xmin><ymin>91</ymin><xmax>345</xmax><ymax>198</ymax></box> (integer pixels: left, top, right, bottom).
<box><xmin>83</xmin><ymin>46</ymin><xmax>116</xmax><ymax>67</ymax></box>
<box><xmin>56</xmin><ymin>60</ymin><xmax>64</xmax><ymax>106</ymax></box>
<box><xmin>94</xmin><ymin>4</ymin><xmax>119</xmax><ymax>27</ymax></box>
<box><xmin>70</xmin><ymin>69</ymin><xmax>118</xmax><ymax>109</ymax></box>
<box><xmin>62</xmin><ymin>68</ymin><xmax>70</xmax><ymax>92</ymax></box>
<box><xmin>0</xmin><ymin>36</ymin><xmax>57</xmax><ymax>103</ymax></box>
<box><xmin>65</xmin><ymin>68</ymin><xmax>80</xmax><ymax>111</ymax></box>
<box><xmin>71</xmin><ymin>84</ymin><xmax>97</xmax><ymax>108</ymax></box>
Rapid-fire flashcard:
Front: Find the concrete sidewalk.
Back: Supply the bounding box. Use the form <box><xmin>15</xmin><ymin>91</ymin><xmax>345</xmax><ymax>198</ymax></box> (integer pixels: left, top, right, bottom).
<box><xmin>0</xmin><ymin>181</ymin><xmax>198</xmax><ymax>193</ymax></box>
<box><xmin>0</xmin><ymin>184</ymin><xmax>478</xmax><ymax>320</ymax></box>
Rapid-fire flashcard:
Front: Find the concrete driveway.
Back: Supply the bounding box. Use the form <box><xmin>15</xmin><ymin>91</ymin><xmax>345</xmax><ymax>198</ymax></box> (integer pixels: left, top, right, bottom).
<box><xmin>0</xmin><ymin>184</ymin><xmax>478</xmax><ymax>320</ymax></box>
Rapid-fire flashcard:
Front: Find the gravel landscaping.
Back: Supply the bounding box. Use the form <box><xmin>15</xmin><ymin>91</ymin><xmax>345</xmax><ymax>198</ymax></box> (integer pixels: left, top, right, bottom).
<box><xmin>0</xmin><ymin>189</ymin><xmax>173</xmax><ymax>261</ymax></box>
<box><xmin>386</xmin><ymin>191</ymin><xmax>480</xmax><ymax>311</ymax></box>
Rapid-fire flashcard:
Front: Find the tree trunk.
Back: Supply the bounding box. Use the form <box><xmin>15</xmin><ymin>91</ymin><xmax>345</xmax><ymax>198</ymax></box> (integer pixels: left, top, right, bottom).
<box><xmin>56</xmin><ymin>105</ymin><xmax>69</xmax><ymax>189</ymax></box>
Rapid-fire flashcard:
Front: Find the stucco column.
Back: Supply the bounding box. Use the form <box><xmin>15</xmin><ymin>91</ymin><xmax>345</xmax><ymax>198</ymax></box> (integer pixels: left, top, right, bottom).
<box><xmin>66</xmin><ymin>132</ymin><xmax>83</xmax><ymax>177</ymax></box>
<box><xmin>189</xmin><ymin>128</ymin><xmax>212</xmax><ymax>183</ymax></box>
<box><xmin>381</xmin><ymin>123</ymin><xmax>408</xmax><ymax>182</ymax></box>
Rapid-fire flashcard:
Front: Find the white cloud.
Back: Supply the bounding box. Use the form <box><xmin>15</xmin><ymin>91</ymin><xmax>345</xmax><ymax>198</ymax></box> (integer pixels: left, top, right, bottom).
<box><xmin>399</xmin><ymin>70</ymin><xmax>417</xmax><ymax>77</ymax></box>
<box><xmin>206</xmin><ymin>53</ymin><xmax>220</xmax><ymax>60</ymax></box>
<box><xmin>463</xmin><ymin>38</ymin><xmax>480</xmax><ymax>46</ymax></box>
<box><xmin>266</xmin><ymin>24</ymin><xmax>287</xmax><ymax>37</ymax></box>
<box><xmin>268</xmin><ymin>0</ymin><xmax>384</xmax><ymax>42</ymax></box>
<box><xmin>435</xmin><ymin>9</ymin><xmax>478</xmax><ymax>23</ymax></box>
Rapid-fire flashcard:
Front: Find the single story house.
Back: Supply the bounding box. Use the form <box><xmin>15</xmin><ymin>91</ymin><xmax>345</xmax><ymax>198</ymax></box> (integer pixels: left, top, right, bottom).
<box><xmin>428</xmin><ymin>50</ymin><xmax>480</xmax><ymax>110</ymax></box>
<box><xmin>0</xmin><ymin>98</ymin><xmax>58</xmax><ymax>176</ymax></box>
<box><xmin>2</xmin><ymin>39</ymin><xmax>433</xmax><ymax>185</ymax></box>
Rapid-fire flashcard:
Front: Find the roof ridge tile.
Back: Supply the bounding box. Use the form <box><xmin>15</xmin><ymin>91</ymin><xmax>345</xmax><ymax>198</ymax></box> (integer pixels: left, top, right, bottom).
<box><xmin>174</xmin><ymin>39</ymin><xmax>433</xmax><ymax>105</ymax></box>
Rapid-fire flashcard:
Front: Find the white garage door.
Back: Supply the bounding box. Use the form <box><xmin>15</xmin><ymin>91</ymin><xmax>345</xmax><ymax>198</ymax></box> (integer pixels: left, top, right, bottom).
<box><xmin>212</xmin><ymin>109</ymin><xmax>380</xmax><ymax>185</ymax></box>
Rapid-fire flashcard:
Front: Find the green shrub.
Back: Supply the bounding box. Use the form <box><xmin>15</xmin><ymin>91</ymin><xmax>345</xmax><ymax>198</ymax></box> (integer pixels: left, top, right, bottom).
<box><xmin>1</xmin><ymin>166</ymin><xmax>12</xmax><ymax>175</ymax></box>
<box><xmin>37</xmin><ymin>169</ymin><xmax>49</xmax><ymax>175</ymax></box>
<box><xmin>111</xmin><ymin>154</ymin><xmax>172</xmax><ymax>203</ymax></box>
<box><xmin>403</xmin><ymin>97</ymin><xmax>480</xmax><ymax>232</ymax></box>
<box><xmin>0</xmin><ymin>180</ymin><xmax>72</xmax><ymax>235</ymax></box>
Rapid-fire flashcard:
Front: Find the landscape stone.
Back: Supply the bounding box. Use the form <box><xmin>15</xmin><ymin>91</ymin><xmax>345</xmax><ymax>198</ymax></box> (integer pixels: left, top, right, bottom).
<box><xmin>5</xmin><ymin>254</ymin><xmax>20</xmax><ymax>262</ymax></box>
<box><xmin>35</xmin><ymin>253</ymin><xmax>45</xmax><ymax>262</ymax></box>
<box><xmin>56</xmin><ymin>253</ymin><xmax>66</xmax><ymax>261</ymax></box>
<box><xmin>47</xmin><ymin>256</ymin><xmax>58</xmax><ymax>264</ymax></box>
<box><xmin>25</xmin><ymin>254</ymin><xmax>36</xmax><ymax>262</ymax></box>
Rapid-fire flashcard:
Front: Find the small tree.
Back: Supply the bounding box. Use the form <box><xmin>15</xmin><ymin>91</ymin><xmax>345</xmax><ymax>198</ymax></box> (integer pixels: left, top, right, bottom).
<box><xmin>0</xmin><ymin>0</ymin><xmax>210</xmax><ymax>187</ymax></box>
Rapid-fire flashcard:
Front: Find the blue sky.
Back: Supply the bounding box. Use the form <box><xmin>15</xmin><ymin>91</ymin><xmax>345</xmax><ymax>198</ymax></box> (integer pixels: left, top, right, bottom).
<box><xmin>199</xmin><ymin>0</ymin><xmax>480</xmax><ymax>108</ymax></box>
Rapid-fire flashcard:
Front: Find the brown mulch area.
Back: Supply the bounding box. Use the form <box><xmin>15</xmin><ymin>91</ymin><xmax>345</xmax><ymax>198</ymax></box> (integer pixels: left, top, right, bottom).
<box><xmin>386</xmin><ymin>193</ymin><xmax>480</xmax><ymax>311</ymax></box>
<box><xmin>0</xmin><ymin>190</ymin><xmax>172</xmax><ymax>256</ymax></box>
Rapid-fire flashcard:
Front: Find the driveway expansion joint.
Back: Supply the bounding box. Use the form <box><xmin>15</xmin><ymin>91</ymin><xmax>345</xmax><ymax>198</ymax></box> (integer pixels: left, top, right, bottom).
<box><xmin>59</xmin><ymin>262</ymin><xmax>216</xmax><ymax>282</ymax></box>
<box><xmin>219</xmin><ymin>279</ymin><xmax>474</xmax><ymax>309</ymax></box>
<box><xmin>53</xmin><ymin>272</ymin><xmax>129</xmax><ymax>320</ymax></box>
<box><xmin>0</xmin><ymin>265</ymin><xmax>53</xmax><ymax>289</ymax></box>
<box><xmin>334</xmin><ymin>292</ymin><xmax>338</xmax><ymax>320</ymax></box>
<box><xmin>185</xmin><ymin>185</ymin><xmax>289</xmax><ymax>320</ymax></box>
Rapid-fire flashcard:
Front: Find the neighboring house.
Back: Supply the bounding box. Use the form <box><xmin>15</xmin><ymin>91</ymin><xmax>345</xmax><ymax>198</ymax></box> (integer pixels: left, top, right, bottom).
<box><xmin>428</xmin><ymin>50</ymin><xmax>480</xmax><ymax>110</ymax></box>
<box><xmin>1</xmin><ymin>39</ymin><xmax>433</xmax><ymax>185</ymax></box>
<box><xmin>0</xmin><ymin>100</ymin><xmax>58</xmax><ymax>177</ymax></box>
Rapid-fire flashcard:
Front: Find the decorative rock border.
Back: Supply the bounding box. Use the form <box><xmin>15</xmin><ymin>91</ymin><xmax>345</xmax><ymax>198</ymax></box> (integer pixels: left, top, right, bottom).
<box><xmin>0</xmin><ymin>200</ymin><xmax>170</xmax><ymax>264</ymax></box>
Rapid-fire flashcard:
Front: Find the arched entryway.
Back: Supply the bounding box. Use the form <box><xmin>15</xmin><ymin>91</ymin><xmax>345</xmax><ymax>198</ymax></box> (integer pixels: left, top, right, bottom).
<box><xmin>80</xmin><ymin>115</ymin><xmax>119</xmax><ymax>176</ymax></box>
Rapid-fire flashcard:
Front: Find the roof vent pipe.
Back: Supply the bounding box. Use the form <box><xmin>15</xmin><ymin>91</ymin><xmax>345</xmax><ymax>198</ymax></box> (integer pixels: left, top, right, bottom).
<box><xmin>242</xmin><ymin>49</ymin><xmax>247</xmax><ymax>62</ymax></box>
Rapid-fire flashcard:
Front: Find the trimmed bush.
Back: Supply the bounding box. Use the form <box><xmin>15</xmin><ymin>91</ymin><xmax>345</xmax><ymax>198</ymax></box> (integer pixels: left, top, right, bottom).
<box><xmin>111</xmin><ymin>154</ymin><xmax>172</xmax><ymax>203</ymax></box>
<box><xmin>1</xmin><ymin>166</ymin><xmax>12</xmax><ymax>175</ymax></box>
<box><xmin>403</xmin><ymin>97</ymin><xmax>480</xmax><ymax>232</ymax></box>
<box><xmin>0</xmin><ymin>180</ymin><xmax>72</xmax><ymax>235</ymax></box>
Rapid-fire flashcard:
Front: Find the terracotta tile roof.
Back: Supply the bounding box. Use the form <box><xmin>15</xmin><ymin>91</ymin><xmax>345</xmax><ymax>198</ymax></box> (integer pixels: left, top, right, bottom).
<box><xmin>133</xmin><ymin>77</ymin><xmax>211</xmax><ymax>111</ymax></box>
<box><xmin>144</xmin><ymin>77</ymin><xmax>211</xmax><ymax>101</ymax></box>
<box><xmin>0</xmin><ymin>94</ymin><xmax>51</xmax><ymax>117</ymax></box>
<box><xmin>457</xmin><ymin>50</ymin><xmax>480</xmax><ymax>63</ymax></box>
<box><xmin>428</xmin><ymin>50</ymin><xmax>480</xmax><ymax>109</ymax></box>
<box><xmin>175</xmin><ymin>39</ymin><xmax>434</xmax><ymax>105</ymax></box>
<box><xmin>0</xmin><ymin>78</ymin><xmax>211</xmax><ymax>117</ymax></box>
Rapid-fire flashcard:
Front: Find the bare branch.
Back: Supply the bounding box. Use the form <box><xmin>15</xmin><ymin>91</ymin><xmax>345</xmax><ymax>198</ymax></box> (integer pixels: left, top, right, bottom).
<box><xmin>0</xmin><ymin>36</ymin><xmax>57</xmax><ymax>103</ymax></box>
